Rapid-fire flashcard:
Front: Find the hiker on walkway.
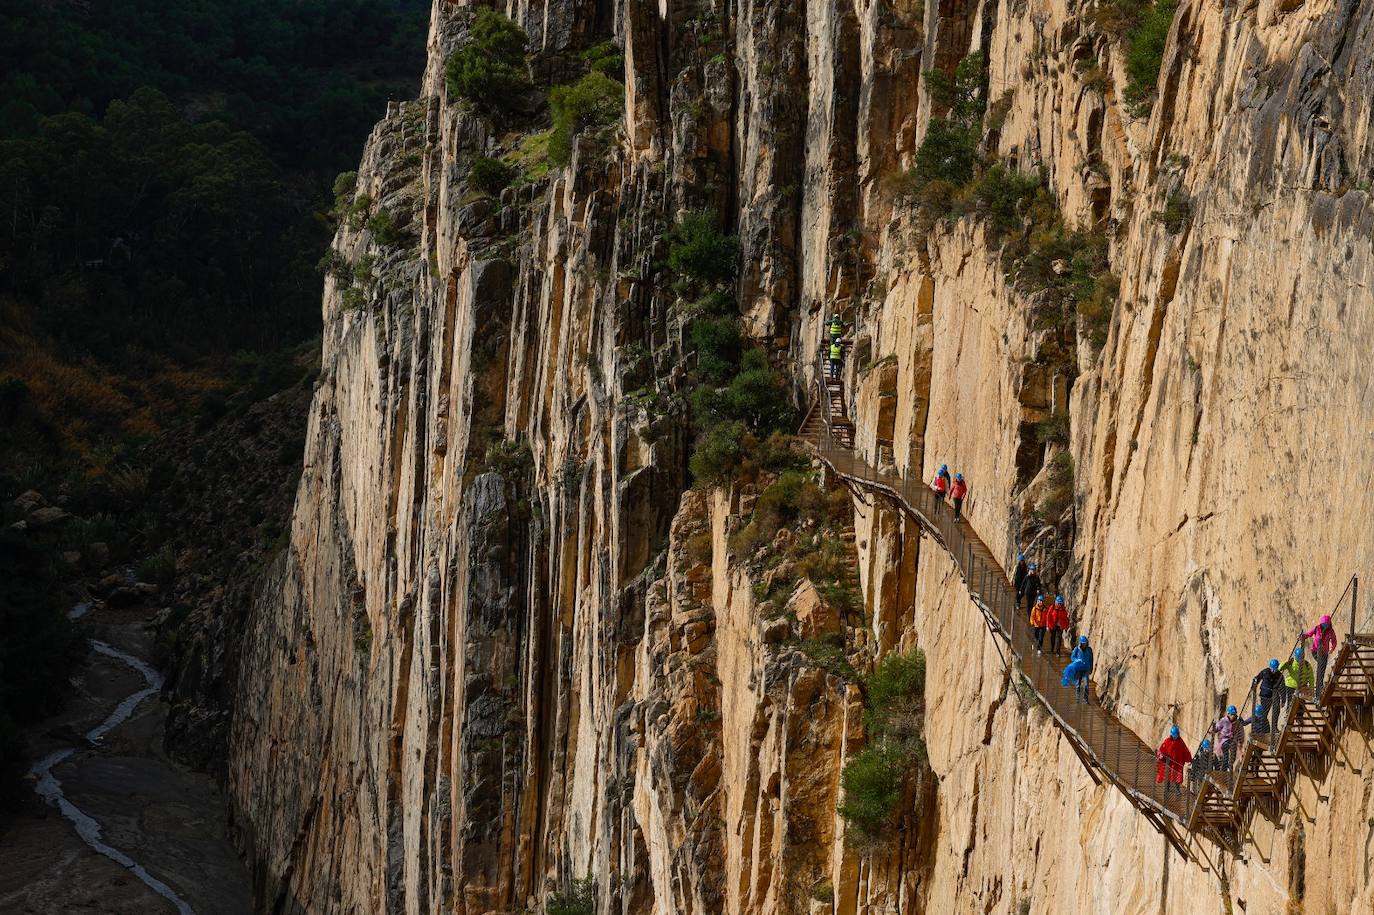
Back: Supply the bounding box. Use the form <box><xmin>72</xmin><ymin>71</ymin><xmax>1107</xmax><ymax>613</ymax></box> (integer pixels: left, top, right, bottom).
<box><xmin>950</xmin><ymin>473</ymin><xmax>968</xmax><ymax>521</ymax></box>
<box><xmin>1030</xmin><ymin>594</ymin><xmax>1048</xmax><ymax>653</ymax></box>
<box><xmin>1068</xmin><ymin>635</ymin><xmax>1093</xmax><ymax>702</ymax></box>
<box><xmin>1278</xmin><ymin>646</ymin><xmax>1315</xmax><ymax>719</ymax></box>
<box><xmin>930</xmin><ymin>464</ymin><xmax>950</xmax><ymax>515</ymax></box>
<box><xmin>828</xmin><ymin>313</ymin><xmax>846</xmax><ymax>341</ymax></box>
<box><xmin>1049</xmin><ymin>595</ymin><xmax>1070</xmax><ymax>657</ymax></box>
<box><xmin>1210</xmin><ymin>705</ymin><xmax>1244</xmax><ymax>770</ymax></box>
<box><xmin>1019</xmin><ymin>562</ymin><xmax>1042</xmax><ymax>614</ymax></box>
<box><xmin>1156</xmin><ymin>726</ymin><xmax>1192</xmax><ymax>797</ymax></box>
<box><xmin>1241</xmin><ymin>702</ymin><xmax>1272</xmax><ymax>745</ymax></box>
<box><xmin>1251</xmin><ymin>658</ymin><xmax>1282</xmax><ymax>733</ymax></box>
<box><xmin>1188</xmin><ymin>738</ymin><xmax>1217</xmax><ymax>794</ymax></box>
<box><xmin>1012</xmin><ymin>553</ymin><xmax>1029</xmax><ymax>596</ymax></box>
<box><xmin>1303</xmin><ymin>614</ymin><xmax>1338</xmax><ymax>702</ymax></box>
<box><xmin>828</xmin><ymin>339</ymin><xmax>844</xmax><ymax>380</ymax></box>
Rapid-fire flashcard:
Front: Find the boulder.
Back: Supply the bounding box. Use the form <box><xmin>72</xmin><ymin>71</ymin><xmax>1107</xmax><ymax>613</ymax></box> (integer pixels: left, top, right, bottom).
<box><xmin>787</xmin><ymin>579</ymin><xmax>839</xmax><ymax>639</ymax></box>
<box><xmin>27</xmin><ymin>506</ymin><xmax>70</xmax><ymax>528</ymax></box>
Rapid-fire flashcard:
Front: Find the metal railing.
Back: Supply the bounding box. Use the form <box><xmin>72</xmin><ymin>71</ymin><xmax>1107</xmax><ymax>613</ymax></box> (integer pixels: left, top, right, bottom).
<box><xmin>803</xmin><ymin>364</ymin><xmax>1197</xmax><ymax>833</ymax></box>
<box><xmin>1192</xmin><ymin>574</ymin><xmax>1358</xmax><ymax>766</ymax></box>
<box><xmin>801</xmin><ymin>361</ymin><xmax>1374</xmax><ymax>851</ymax></box>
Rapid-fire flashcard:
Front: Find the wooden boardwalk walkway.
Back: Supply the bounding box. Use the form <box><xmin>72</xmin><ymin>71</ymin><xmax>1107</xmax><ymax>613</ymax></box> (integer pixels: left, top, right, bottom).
<box><xmin>800</xmin><ymin>367</ymin><xmax>1374</xmax><ymax>858</ymax></box>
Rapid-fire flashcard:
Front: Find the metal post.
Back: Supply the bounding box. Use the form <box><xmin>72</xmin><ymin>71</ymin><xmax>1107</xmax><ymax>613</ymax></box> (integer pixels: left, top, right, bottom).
<box><xmin>1351</xmin><ymin>575</ymin><xmax>1359</xmax><ymax>638</ymax></box>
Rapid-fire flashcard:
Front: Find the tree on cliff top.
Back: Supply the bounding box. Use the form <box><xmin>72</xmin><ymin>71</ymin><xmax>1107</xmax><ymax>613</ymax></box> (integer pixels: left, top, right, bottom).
<box><xmin>444</xmin><ymin>9</ymin><xmax>531</xmax><ymax>117</ymax></box>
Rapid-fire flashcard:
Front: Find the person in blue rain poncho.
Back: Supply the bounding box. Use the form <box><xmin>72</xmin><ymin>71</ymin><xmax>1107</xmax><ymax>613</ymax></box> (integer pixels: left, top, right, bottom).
<box><xmin>1061</xmin><ymin>635</ymin><xmax>1093</xmax><ymax>702</ymax></box>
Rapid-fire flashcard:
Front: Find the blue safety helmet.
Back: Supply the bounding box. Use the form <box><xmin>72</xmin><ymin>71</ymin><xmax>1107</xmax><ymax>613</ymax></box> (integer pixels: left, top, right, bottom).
<box><xmin>1029</xmin><ymin>562</ymin><xmax>1037</xmax><ymax>571</ymax></box>
<box><xmin>1018</xmin><ymin>553</ymin><xmax>1026</xmax><ymax>561</ymax></box>
<box><xmin>955</xmin><ymin>472</ymin><xmax>964</xmax><ymax>481</ymax></box>
<box><xmin>1200</xmin><ymin>738</ymin><xmax>1211</xmax><ymax>751</ymax></box>
<box><xmin>1079</xmin><ymin>635</ymin><xmax>1089</xmax><ymax>645</ymax></box>
<box><xmin>1255</xmin><ymin>704</ymin><xmax>1264</xmax><ymax>715</ymax></box>
<box><xmin>940</xmin><ymin>464</ymin><xmax>948</xmax><ymax>473</ymax></box>
<box><xmin>1055</xmin><ymin>595</ymin><xmax>1065</xmax><ymax>605</ymax></box>
<box><xmin>1294</xmin><ymin>645</ymin><xmax>1305</xmax><ymax>660</ymax></box>
<box><xmin>1169</xmin><ymin>725</ymin><xmax>1180</xmax><ymax>738</ymax></box>
<box><xmin>1226</xmin><ymin>704</ymin><xmax>1237</xmax><ymax>715</ymax></box>
<box><xmin>1269</xmin><ymin>659</ymin><xmax>1280</xmax><ymax>671</ymax></box>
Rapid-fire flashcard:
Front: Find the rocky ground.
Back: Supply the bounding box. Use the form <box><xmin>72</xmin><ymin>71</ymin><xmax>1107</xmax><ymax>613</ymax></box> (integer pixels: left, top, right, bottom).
<box><xmin>0</xmin><ymin>600</ymin><xmax>251</xmax><ymax>914</ymax></box>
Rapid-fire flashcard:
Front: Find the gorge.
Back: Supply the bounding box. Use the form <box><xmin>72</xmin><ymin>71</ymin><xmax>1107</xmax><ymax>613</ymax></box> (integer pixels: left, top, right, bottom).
<box><xmin>14</xmin><ymin>0</ymin><xmax>1374</xmax><ymax>912</ymax></box>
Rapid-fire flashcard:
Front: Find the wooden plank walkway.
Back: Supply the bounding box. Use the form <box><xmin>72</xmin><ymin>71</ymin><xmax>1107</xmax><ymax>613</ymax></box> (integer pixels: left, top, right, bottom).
<box><xmin>800</xmin><ymin>369</ymin><xmax>1374</xmax><ymax>858</ymax></box>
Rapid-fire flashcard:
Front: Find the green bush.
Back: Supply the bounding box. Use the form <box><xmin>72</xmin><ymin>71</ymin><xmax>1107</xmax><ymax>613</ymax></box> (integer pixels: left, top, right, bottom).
<box><xmin>923</xmin><ymin>51</ymin><xmax>985</xmax><ymax>125</ymax></box>
<box><xmin>444</xmin><ymin>10</ymin><xmax>531</xmax><ymax>115</ymax></box>
<box><xmin>690</xmin><ymin>421</ymin><xmax>748</xmax><ymax>484</ymax></box>
<box><xmin>1123</xmin><ymin>0</ymin><xmax>1178</xmax><ymax>112</ymax></box>
<box><xmin>838</xmin><ymin>647</ymin><xmax>928</xmax><ymax>844</ymax></box>
<box><xmin>838</xmin><ymin>742</ymin><xmax>908</xmax><ymax>839</ymax></box>
<box><xmin>911</xmin><ymin>120</ymin><xmax>979</xmax><ymax>190</ymax></box>
<box><xmin>963</xmin><ymin>165</ymin><xmax>1045</xmax><ymax>239</ymax></box>
<box><xmin>484</xmin><ymin>438</ymin><xmax>532</xmax><ymax>479</ymax></box>
<box><xmin>582</xmin><ymin>40</ymin><xmax>625</xmax><ymax>78</ymax></box>
<box><xmin>1152</xmin><ymin>188</ymin><xmax>1192</xmax><ymax>233</ymax></box>
<box><xmin>666</xmin><ymin>213</ymin><xmax>739</xmax><ymax>293</ymax></box>
<box><xmin>468</xmin><ymin>157</ymin><xmax>516</xmax><ymax>197</ymax></box>
<box><xmin>866</xmin><ymin>649</ymin><xmax>926</xmax><ymax>721</ymax></box>
<box><xmin>367</xmin><ymin>209</ymin><xmax>404</xmax><ymax>246</ymax></box>
<box><xmin>548</xmin><ymin>877</ymin><xmax>596</xmax><ymax>915</ymax></box>
<box><xmin>801</xmin><ymin>635</ymin><xmax>860</xmax><ymax>681</ymax></box>
<box><xmin>717</xmin><ymin>352</ymin><xmax>796</xmax><ymax>434</ymax></box>
<box><xmin>799</xmin><ymin>539</ymin><xmax>864</xmax><ymax>620</ymax></box>
<box><xmin>690</xmin><ymin>316</ymin><xmax>742</xmax><ymax>384</ymax></box>
<box><xmin>549</xmin><ymin>71</ymin><xmax>624</xmax><ymax>166</ymax></box>
<box><xmin>1034</xmin><ymin>412</ymin><xmax>1070</xmax><ymax>446</ymax></box>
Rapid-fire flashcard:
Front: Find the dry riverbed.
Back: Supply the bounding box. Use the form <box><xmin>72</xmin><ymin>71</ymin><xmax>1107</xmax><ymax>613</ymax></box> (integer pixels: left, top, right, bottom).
<box><xmin>0</xmin><ymin>603</ymin><xmax>252</xmax><ymax>914</ymax></box>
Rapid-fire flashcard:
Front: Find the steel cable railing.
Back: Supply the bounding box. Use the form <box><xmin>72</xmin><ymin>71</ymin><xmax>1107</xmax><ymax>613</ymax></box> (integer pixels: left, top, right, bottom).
<box><xmin>804</xmin><ymin>363</ymin><xmax>1369</xmax><ymax>838</ymax></box>
<box><xmin>805</xmin><ymin>361</ymin><xmax>1191</xmax><ymax>823</ymax></box>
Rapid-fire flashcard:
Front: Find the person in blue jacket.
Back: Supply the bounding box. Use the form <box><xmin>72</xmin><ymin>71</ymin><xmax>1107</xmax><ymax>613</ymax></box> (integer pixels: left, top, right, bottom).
<box><xmin>1067</xmin><ymin>634</ymin><xmax>1093</xmax><ymax>702</ymax></box>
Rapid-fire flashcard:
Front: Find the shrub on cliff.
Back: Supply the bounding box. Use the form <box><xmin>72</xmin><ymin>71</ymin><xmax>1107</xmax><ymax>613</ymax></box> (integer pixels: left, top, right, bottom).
<box><xmin>1092</xmin><ymin>0</ymin><xmax>1178</xmax><ymax>114</ymax></box>
<box><xmin>1123</xmin><ymin>0</ymin><xmax>1178</xmax><ymax>112</ymax></box>
<box><xmin>367</xmin><ymin>209</ymin><xmax>404</xmax><ymax>246</ymax></box>
<box><xmin>690</xmin><ymin>350</ymin><xmax>796</xmax><ymax>435</ymax></box>
<box><xmin>911</xmin><ymin>120</ymin><xmax>979</xmax><ymax>190</ymax></box>
<box><xmin>924</xmin><ymin>51</ymin><xmax>986</xmax><ymax>126</ymax></box>
<box><xmin>444</xmin><ymin>9</ymin><xmax>531</xmax><ymax>116</ymax></box>
<box><xmin>689</xmin><ymin>421</ymin><xmax>747</xmax><ymax>484</ymax></box>
<box><xmin>468</xmin><ymin>157</ymin><xmax>516</xmax><ymax>197</ymax></box>
<box><xmin>666</xmin><ymin>213</ymin><xmax>738</xmax><ymax>294</ymax></box>
<box><xmin>547</xmin><ymin>878</ymin><xmax>595</xmax><ymax>915</ymax></box>
<box><xmin>690</xmin><ymin>316</ymin><xmax>742</xmax><ymax>384</ymax></box>
<box><xmin>839</xmin><ymin>647</ymin><xmax>928</xmax><ymax>845</ymax></box>
<box><xmin>581</xmin><ymin>39</ymin><xmax>625</xmax><ymax>78</ymax></box>
<box><xmin>548</xmin><ymin>71</ymin><xmax>624</xmax><ymax>166</ymax></box>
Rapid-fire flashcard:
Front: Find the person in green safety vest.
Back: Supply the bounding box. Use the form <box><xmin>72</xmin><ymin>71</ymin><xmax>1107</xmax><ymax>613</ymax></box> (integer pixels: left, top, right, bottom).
<box><xmin>828</xmin><ymin>313</ymin><xmax>845</xmax><ymax>341</ymax></box>
<box><xmin>828</xmin><ymin>339</ymin><xmax>843</xmax><ymax>379</ymax></box>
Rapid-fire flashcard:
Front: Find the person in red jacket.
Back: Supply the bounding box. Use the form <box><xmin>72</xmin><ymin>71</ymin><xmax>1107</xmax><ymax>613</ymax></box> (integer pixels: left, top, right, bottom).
<box><xmin>950</xmin><ymin>472</ymin><xmax>968</xmax><ymax>520</ymax></box>
<box><xmin>930</xmin><ymin>464</ymin><xmax>950</xmax><ymax>516</ymax></box>
<box><xmin>1048</xmin><ymin>595</ymin><xmax>1070</xmax><ymax>657</ymax></box>
<box><xmin>1156</xmin><ymin>726</ymin><xmax>1192</xmax><ymax>798</ymax></box>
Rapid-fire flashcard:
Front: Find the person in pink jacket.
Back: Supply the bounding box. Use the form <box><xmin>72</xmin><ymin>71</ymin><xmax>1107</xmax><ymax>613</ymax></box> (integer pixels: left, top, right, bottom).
<box><xmin>1304</xmin><ymin>614</ymin><xmax>1338</xmax><ymax>703</ymax></box>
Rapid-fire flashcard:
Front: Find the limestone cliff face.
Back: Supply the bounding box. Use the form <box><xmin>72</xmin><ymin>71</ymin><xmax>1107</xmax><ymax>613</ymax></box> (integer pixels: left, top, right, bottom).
<box><xmin>225</xmin><ymin>0</ymin><xmax>1374</xmax><ymax>912</ymax></box>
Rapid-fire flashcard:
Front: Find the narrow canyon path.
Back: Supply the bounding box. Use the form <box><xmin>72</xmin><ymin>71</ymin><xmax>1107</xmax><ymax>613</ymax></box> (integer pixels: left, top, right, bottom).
<box><xmin>0</xmin><ymin>600</ymin><xmax>252</xmax><ymax>914</ymax></box>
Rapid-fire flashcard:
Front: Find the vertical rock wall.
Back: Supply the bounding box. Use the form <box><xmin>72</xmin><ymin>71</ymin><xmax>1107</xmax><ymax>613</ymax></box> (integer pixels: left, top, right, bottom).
<box><xmin>223</xmin><ymin>0</ymin><xmax>1374</xmax><ymax>912</ymax></box>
